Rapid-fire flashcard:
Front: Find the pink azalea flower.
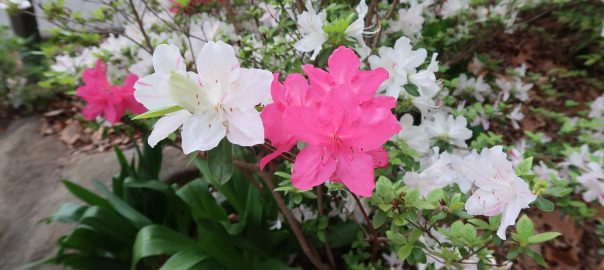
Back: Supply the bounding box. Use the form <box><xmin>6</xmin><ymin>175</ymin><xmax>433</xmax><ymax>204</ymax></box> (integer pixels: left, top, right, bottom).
<box><xmin>77</xmin><ymin>60</ymin><xmax>146</xmax><ymax>124</ymax></box>
<box><xmin>261</xmin><ymin>47</ymin><xmax>400</xmax><ymax>196</ymax></box>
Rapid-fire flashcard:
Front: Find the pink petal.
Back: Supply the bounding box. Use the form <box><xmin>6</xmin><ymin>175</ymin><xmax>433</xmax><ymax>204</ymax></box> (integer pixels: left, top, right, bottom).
<box><xmin>292</xmin><ymin>145</ymin><xmax>337</xmax><ymax>191</ymax></box>
<box><xmin>367</xmin><ymin>148</ymin><xmax>389</xmax><ymax>168</ymax></box>
<box><xmin>351</xmin><ymin>68</ymin><xmax>389</xmax><ymax>102</ymax></box>
<box><xmin>284</xmin><ymin>105</ymin><xmax>329</xmax><ymax>146</ymax></box>
<box><xmin>327</xmin><ymin>46</ymin><xmax>360</xmax><ymax>84</ymax></box>
<box><xmin>302</xmin><ymin>64</ymin><xmax>332</xmax><ymax>96</ymax></box>
<box><xmin>335</xmin><ymin>152</ymin><xmax>375</xmax><ymax>197</ymax></box>
<box><xmin>259</xmin><ymin>139</ymin><xmax>296</xmax><ymax>169</ymax></box>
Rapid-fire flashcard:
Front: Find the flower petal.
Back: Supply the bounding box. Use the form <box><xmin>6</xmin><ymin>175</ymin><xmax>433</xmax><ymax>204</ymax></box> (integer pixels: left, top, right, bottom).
<box><xmin>152</xmin><ymin>44</ymin><xmax>186</xmax><ymax>75</ymax></box>
<box><xmin>148</xmin><ymin>110</ymin><xmax>191</xmax><ymax>147</ymax></box>
<box><xmin>327</xmin><ymin>46</ymin><xmax>360</xmax><ymax>84</ymax></box>
<box><xmin>336</xmin><ymin>152</ymin><xmax>375</xmax><ymax>197</ymax></box>
<box><xmin>134</xmin><ymin>73</ymin><xmax>175</xmax><ymax>110</ymax></box>
<box><xmin>196</xmin><ymin>41</ymin><xmax>240</xmax><ymax>86</ymax></box>
<box><xmin>224</xmin><ymin>68</ymin><xmax>273</xmax><ymax>109</ymax></box>
<box><xmin>181</xmin><ymin>111</ymin><xmax>226</xmax><ymax>153</ymax></box>
<box><xmin>292</xmin><ymin>145</ymin><xmax>336</xmax><ymax>191</ymax></box>
<box><xmin>225</xmin><ymin>108</ymin><xmax>264</xmax><ymax>147</ymax></box>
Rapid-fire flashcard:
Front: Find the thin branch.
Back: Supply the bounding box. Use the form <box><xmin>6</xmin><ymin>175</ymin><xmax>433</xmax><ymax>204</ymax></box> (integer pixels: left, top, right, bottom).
<box><xmin>351</xmin><ymin>193</ymin><xmax>380</xmax><ymax>261</ymax></box>
<box><xmin>127</xmin><ymin>0</ymin><xmax>154</xmax><ymax>52</ymax></box>
<box><xmin>317</xmin><ymin>186</ymin><xmax>337</xmax><ymax>268</ymax></box>
<box><xmin>233</xmin><ymin>161</ymin><xmax>331</xmax><ymax>270</ymax></box>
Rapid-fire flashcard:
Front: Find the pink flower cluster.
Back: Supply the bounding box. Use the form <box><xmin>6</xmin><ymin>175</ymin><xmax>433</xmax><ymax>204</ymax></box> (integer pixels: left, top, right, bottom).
<box><xmin>261</xmin><ymin>47</ymin><xmax>400</xmax><ymax>196</ymax></box>
<box><xmin>76</xmin><ymin>60</ymin><xmax>146</xmax><ymax>124</ymax></box>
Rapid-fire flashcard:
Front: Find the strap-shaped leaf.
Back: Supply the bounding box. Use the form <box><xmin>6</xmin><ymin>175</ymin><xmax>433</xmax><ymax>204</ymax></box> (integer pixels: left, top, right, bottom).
<box><xmin>63</xmin><ymin>180</ymin><xmax>111</xmax><ymax>209</ymax></box>
<box><xmin>131</xmin><ymin>225</ymin><xmax>198</xmax><ymax>270</ymax></box>
<box><xmin>158</xmin><ymin>248</ymin><xmax>208</xmax><ymax>270</ymax></box>
<box><xmin>92</xmin><ymin>179</ymin><xmax>151</xmax><ymax>229</ymax></box>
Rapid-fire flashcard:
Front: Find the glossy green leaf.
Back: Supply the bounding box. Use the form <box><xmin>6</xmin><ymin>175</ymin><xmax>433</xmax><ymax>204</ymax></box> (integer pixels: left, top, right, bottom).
<box><xmin>63</xmin><ymin>180</ymin><xmax>111</xmax><ymax>209</ymax></box>
<box><xmin>132</xmin><ymin>105</ymin><xmax>183</xmax><ymax>120</ymax></box>
<box><xmin>158</xmin><ymin>248</ymin><xmax>208</xmax><ymax>270</ymax></box>
<box><xmin>207</xmin><ymin>140</ymin><xmax>234</xmax><ymax>184</ymax></box>
<box><xmin>528</xmin><ymin>232</ymin><xmax>561</xmax><ymax>244</ymax></box>
<box><xmin>91</xmin><ymin>179</ymin><xmax>151</xmax><ymax>229</ymax></box>
<box><xmin>131</xmin><ymin>225</ymin><xmax>198</xmax><ymax>270</ymax></box>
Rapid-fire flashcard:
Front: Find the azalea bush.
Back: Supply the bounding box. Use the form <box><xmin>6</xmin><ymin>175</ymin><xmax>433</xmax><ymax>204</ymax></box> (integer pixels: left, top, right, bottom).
<box><xmin>15</xmin><ymin>0</ymin><xmax>604</xmax><ymax>269</ymax></box>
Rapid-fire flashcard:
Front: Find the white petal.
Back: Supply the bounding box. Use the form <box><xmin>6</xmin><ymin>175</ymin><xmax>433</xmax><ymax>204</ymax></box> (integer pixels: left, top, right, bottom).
<box><xmin>224</xmin><ymin>68</ymin><xmax>273</xmax><ymax>109</ymax></box>
<box><xmin>181</xmin><ymin>111</ymin><xmax>226</xmax><ymax>153</ymax></box>
<box><xmin>497</xmin><ymin>201</ymin><xmax>522</xmax><ymax>240</ymax></box>
<box><xmin>196</xmin><ymin>41</ymin><xmax>240</xmax><ymax>86</ymax></box>
<box><xmin>225</xmin><ymin>108</ymin><xmax>264</xmax><ymax>147</ymax></box>
<box><xmin>148</xmin><ymin>110</ymin><xmax>191</xmax><ymax>147</ymax></box>
<box><xmin>153</xmin><ymin>44</ymin><xmax>186</xmax><ymax>75</ymax></box>
<box><xmin>134</xmin><ymin>73</ymin><xmax>175</xmax><ymax>110</ymax></box>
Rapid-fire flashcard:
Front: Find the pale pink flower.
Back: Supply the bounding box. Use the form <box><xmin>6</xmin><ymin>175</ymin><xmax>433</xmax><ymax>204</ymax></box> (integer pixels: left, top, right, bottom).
<box><xmin>461</xmin><ymin>146</ymin><xmax>536</xmax><ymax>240</ymax></box>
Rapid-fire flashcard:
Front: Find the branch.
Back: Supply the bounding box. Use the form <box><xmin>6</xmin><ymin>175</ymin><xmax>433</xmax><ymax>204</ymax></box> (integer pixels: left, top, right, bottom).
<box><xmin>317</xmin><ymin>186</ymin><xmax>336</xmax><ymax>268</ymax></box>
<box><xmin>351</xmin><ymin>193</ymin><xmax>380</xmax><ymax>261</ymax></box>
<box><xmin>233</xmin><ymin>161</ymin><xmax>331</xmax><ymax>270</ymax></box>
<box><xmin>127</xmin><ymin>0</ymin><xmax>154</xmax><ymax>53</ymax></box>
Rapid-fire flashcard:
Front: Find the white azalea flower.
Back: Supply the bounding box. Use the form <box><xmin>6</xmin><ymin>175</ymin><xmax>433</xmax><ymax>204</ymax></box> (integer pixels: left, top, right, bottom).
<box><xmin>134</xmin><ymin>41</ymin><xmax>272</xmax><ymax>153</ymax></box>
<box><xmin>441</xmin><ymin>0</ymin><xmax>469</xmax><ymax>19</ymax></box>
<box><xmin>292</xmin><ymin>204</ymin><xmax>317</xmax><ymax>222</ymax></box>
<box><xmin>461</xmin><ymin>146</ymin><xmax>537</xmax><ymax>240</ymax></box>
<box><xmin>453</xmin><ymin>74</ymin><xmax>492</xmax><ymax>102</ymax></box>
<box><xmin>259</xmin><ymin>3</ymin><xmax>280</xmax><ymax>27</ymax></box>
<box><xmin>344</xmin><ymin>0</ymin><xmax>371</xmax><ymax>58</ymax></box>
<box><xmin>589</xmin><ymin>94</ymin><xmax>604</xmax><ymax>119</ymax></box>
<box><xmin>382</xmin><ymin>252</ymin><xmax>403</xmax><ymax>270</ymax></box>
<box><xmin>425</xmin><ymin>111</ymin><xmax>473</xmax><ymax>148</ymax></box>
<box><xmin>496</xmin><ymin>77</ymin><xmax>532</xmax><ymax>102</ymax></box>
<box><xmin>564</xmin><ymin>144</ymin><xmax>592</xmax><ymax>171</ymax></box>
<box><xmin>508</xmin><ymin>139</ymin><xmax>526</xmax><ymax>168</ymax></box>
<box><xmin>395</xmin><ymin>114</ymin><xmax>431</xmax><ymax>154</ymax></box>
<box><xmin>294</xmin><ymin>0</ymin><xmax>328</xmax><ymax>60</ymax></box>
<box><xmin>388</xmin><ymin>0</ymin><xmax>432</xmax><ymax>40</ymax></box>
<box><xmin>403</xmin><ymin>149</ymin><xmax>458</xmax><ymax>197</ymax></box>
<box><xmin>507</xmin><ymin>104</ymin><xmax>524</xmax><ymax>129</ymax></box>
<box><xmin>533</xmin><ymin>161</ymin><xmax>559</xmax><ymax>181</ymax></box>
<box><xmin>577</xmin><ymin>162</ymin><xmax>604</xmax><ymax>206</ymax></box>
<box><xmin>369</xmin><ymin>37</ymin><xmax>428</xmax><ymax>98</ymax></box>
<box><xmin>410</xmin><ymin>53</ymin><xmax>441</xmax><ymax>99</ymax></box>
<box><xmin>470</xmin><ymin>55</ymin><xmax>485</xmax><ymax>75</ymax></box>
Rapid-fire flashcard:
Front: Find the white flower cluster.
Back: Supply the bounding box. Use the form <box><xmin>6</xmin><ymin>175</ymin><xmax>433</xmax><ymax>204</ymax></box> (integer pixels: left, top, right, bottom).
<box><xmin>51</xmin><ymin>8</ymin><xmax>237</xmax><ymax>83</ymax></box>
<box><xmin>294</xmin><ymin>0</ymin><xmax>370</xmax><ymax>59</ymax></box>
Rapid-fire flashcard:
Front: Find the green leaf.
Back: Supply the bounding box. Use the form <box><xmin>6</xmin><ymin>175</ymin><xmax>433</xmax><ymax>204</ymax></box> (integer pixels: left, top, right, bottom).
<box><xmin>91</xmin><ymin>179</ymin><xmax>151</xmax><ymax>229</ymax></box>
<box><xmin>535</xmin><ymin>197</ymin><xmax>555</xmax><ymax>212</ymax></box>
<box><xmin>426</xmin><ymin>188</ymin><xmax>444</xmax><ymax>203</ymax></box>
<box><xmin>159</xmin><ymin>248</ymin><xmax>208</xmax><ymax>270</ymax></box>
<box><xmin>525</xmin><ymin>248</ymin><xmax>547</xmax><ymax>266</ymax></box>
<box><xmin>132</xmin><ymin>105</ymin><xmax>183</xmax><ymax>120</ymax></box>
<box><xmin>207</xmin><ymin>140</ymin><xmax>234</xmax><ymax>184</ymax></box>
<box><xmin>373</xmin><ymin>211</ymin><xmax>387</xmax><ymax>229</ymax></box>
<box><xmin>45</xmin><ymin>202</ymin><xmax>87</xmax><ymax>224</ymax></box>
<box><xmin>404</xmin><ymin>84</ymin><xmax>420</xmax><ymax>97</ymax></box>
<box><xmin>63</xmin><ymin>180</ymin><xmax>111</xmax><ymax>209</ymax></box>
<box><xmin>132</xmin><ymin>225</ymin><xmax>198</xmax><ymax>270</ymax></box>
<box><xmin>515</xmin><ymin>157</ymin><xmax>533</xmax><ymax>176</ymax></box>
<box><xmin>528</xmin><ymin>232</ymin><xmax>561</xmax><ymax>244</ymax></box>
<box><xmin>397</xmin><ymin>244</ymin><xmax>414</xmax><ymax>261</ymax></box>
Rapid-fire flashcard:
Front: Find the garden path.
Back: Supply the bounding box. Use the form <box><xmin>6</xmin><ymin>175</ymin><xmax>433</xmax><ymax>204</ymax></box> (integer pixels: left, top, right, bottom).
<box><xmin>0</xmin><ymin>117</ymin><xmax>191</xmax><ymax>270</ymax></box>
